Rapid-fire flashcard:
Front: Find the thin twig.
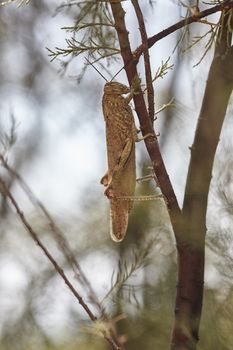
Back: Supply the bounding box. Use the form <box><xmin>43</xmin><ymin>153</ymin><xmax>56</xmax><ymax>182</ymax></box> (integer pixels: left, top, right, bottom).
<box><xmin>0</xmin><ymin>177</ymin><xmax>97</xmax><ymax>321</ymax></box>
<box><xmin>0</xmin><ymin>154</ymin><xmax>106</xmax><ymax>317</ymax></box>
<box><xmin>131</xmin><ymin>0</ymin><xmax>155</xmax><ymax>123</ymax></box>
<box><xmin>62</xmin><ymin>22</ymin><xmax>115</xmax><ymax>32</ymax></box>
<box><xmin>153</xmin><ymin>98</ymin><xmax>175</xmax><ymax>121</ymax></box>
<box><xmin>0</xmin><ymin>177</ymin><xmax>122</xmax><ymax>350</ymax></box>
<box><xmin>133</xmin><ymin>0</ymin><xmax>233</xmax><ymax>61</ymax></box>
<box><xmin>101</xmin><ymin>238</ymin><xmax>156</xmax><ymax>304</ymax></box>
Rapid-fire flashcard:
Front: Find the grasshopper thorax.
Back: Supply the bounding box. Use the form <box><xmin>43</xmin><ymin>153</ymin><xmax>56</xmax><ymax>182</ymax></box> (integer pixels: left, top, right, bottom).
<box><xmin>104</xmin><ymin>82</ymin><xmax>130</xmax><ymax>95</ymax></box>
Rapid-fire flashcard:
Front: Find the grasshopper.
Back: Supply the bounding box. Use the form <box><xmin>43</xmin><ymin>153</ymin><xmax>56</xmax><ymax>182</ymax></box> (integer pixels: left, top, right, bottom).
<box><xmin>101</xmin><ymin>82</ymin><xmax>138</xmax><ymax>242</ymax></box>
<box><xmin>100</xmin><ymin>81</ymin><xmax>157</xmax><ymax>242</ymax></box>
<box><xmin>85</xmin><ymin>58</ymin><xmax>160</xmax><ymax>242</ymax></box>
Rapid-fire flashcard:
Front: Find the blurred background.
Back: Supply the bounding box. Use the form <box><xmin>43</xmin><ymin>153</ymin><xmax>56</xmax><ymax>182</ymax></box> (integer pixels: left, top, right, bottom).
<box><xmin>0</xmin><ymin>1</ymin><xmax>233</xmax><ymax>349</ymax></box>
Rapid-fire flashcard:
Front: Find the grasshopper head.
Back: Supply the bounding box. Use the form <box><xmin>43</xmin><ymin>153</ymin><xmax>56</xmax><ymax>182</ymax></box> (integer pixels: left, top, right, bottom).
<box><xmin>104</xmin><ymin>82</ymin><xmax>130</xmax><ymax>95</ymax></box>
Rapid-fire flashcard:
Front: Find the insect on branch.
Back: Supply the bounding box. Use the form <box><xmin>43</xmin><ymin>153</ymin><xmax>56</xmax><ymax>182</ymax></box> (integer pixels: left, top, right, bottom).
<box><xmin>110</xmin><ymin>2</ymin><xmax>181</xmax><ymax>228</ymax></box>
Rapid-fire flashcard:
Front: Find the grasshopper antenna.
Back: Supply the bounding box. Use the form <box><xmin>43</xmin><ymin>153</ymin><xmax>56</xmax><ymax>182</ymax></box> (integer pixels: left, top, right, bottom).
<box><xmin>85</xmin><ymin>57</ymin><xmax>128</xmax><ymax>84</ymax></box>
<box><xmin>85</xmin><ymin>57</ymin><xmax>108</xmax><ymax>82</ymax></box>
<box><xmin>110</xmin><ymin>52</ymin><xmax>135</xmax><ymax>82</ymax></box>
<box><xmin>110</xmin><ymin>64</ymin><xmax>125</xmax><ymax>82</ymax></box>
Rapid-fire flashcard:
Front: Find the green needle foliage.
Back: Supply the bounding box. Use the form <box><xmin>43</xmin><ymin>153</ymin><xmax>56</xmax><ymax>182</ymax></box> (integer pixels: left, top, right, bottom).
<box><xmin>0</xmin><ymin>0</ymin><xmax>30</xmax><ymax>6</ymax></box>
<box><xmin>48</xmin><ymin>0</ymin><xmax>120</xmax><ymax>77</ymax></box>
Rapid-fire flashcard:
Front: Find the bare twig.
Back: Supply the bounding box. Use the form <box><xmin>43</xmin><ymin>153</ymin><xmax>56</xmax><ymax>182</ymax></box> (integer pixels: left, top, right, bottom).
<box><xmin>0</xmin><ymin>177</ymin><xmax>122</xmax><ymax>350</ymax></box>
<box><xmin>0</xmin><ymin>177</ymin><xmax>97</xmax><ymax>321</ymax></box>
<box><xmin>0</xmin><ymin>154</ymin><xmax>104</xmax><ymax>315</ymax></box>
<box><xmin>131</xmin><ymin>0</ymin><xmax>155</xmax><ymax>123</ymax></box>
<box><xmin>133</xmin><ymin>0</ymin><xmax>233</xmax><ymax>61</ymax></box>
<box><xmin>153</xmin><ymin>98</ymin><xmax>175</xmax><ymax>121</ymax></box>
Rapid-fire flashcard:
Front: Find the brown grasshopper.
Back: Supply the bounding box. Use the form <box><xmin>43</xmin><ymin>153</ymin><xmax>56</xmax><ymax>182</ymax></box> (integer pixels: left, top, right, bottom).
<box><xmin>85</xmin><ymin>58</ymin><xmax>159</xmax><ymax>242</ymax></box>
<box><xmin>100</xmin><ymin>82</ymin><xmax>138</xmax><ymax>242</ymax></box>
<box><xmin>100</xmin><ymin>81</ymin><xmax>156</xmax><ymax>242</ymax></box>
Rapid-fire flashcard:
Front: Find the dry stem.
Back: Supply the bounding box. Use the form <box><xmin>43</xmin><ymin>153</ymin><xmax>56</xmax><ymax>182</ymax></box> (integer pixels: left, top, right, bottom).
<box><xmin>0</xmin><ymin>176</ymin><xmax>122</xmax><ymax>350</ymax></box>
<box><xmin>131</xmin><ymin>0</ymin><xmax>155</xmax><ymax>123</ymax></box>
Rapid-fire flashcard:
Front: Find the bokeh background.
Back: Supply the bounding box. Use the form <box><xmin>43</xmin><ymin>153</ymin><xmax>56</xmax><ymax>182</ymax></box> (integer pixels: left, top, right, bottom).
<box><xmin>0</xmin><ymin>1</ymin><xmax>233</xmax><ymax>349</ymax></box>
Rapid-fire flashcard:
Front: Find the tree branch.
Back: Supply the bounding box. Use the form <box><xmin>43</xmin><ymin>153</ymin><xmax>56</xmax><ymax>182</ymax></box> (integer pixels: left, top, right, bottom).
<box><xmin>0</xmin><ymin>177</ymin><xmax>122</xmax><ymax>350</ymax></box>
<box><xmin>133</xmin><ymin>0</ymin><xmax>233</xmax><ymax>61</ymax></box>
<box><xmin>131</xmin><ymin>0</ymin><xmax>155</xmax><ymax>123</ymax></box>
<box><xmin>110</xmin><ymin>3</ymin><xmax>182</xmax><ymax>232</ymax></box>
<box><xmin>0</xmin><ymin>177</ymin><xmax>97</xmax><ymax>321</ymax></box>
<box><xmin>171</xmin><ymin>8</ymin><xmax>233</xmax><ymax>350</ymax></box>
<box><xmin>0</xmin><ymin>154</ymin><xmax>105</xmax><ymax>316</ymax></box>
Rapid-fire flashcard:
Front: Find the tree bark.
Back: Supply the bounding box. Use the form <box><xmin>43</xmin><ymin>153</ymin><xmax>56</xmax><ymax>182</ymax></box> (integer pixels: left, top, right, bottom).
<box><xmin>171</xmin><ymin>10</ymin><xmax>233</xmax><ymax>350</ymax></box>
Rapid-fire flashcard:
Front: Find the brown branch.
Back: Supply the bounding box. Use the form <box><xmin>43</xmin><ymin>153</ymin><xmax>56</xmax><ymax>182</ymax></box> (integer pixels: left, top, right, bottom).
<box><xmin>171</xmin><ymin>8</ymin><xmax>233</xmax><ymax>350</ymax></box>
<box><xmin>131</xmin><ymin>0</ymin><xmax>155</xmax><ymax>123</ymax></box>
<box><xmin>133</xmin><ymin>0</ymin><xmax>233</xmax><ymax>61</ymax></box>
<box><xmin>0</xmin><ymin>154</ymin><xmax>104</xmax><ymax>316</ymax></box>
<box><xmin>110</xmin><ymin>3</ymin><xmax>182</xmax><ymax>232</ymax></box>
<box><xmin>0</xmin><ymin>177</ymin><xmax>97</xmax><ymax>321</ymax></box>
<box><xmin>0</xmin><ymin>177</ymin><xmax>122</xmax><ymax>350</ymax></box>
